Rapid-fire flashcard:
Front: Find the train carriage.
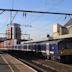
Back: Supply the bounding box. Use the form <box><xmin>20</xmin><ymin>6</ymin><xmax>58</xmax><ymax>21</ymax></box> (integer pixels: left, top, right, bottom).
<box><xmin>6</xmin><ymin>38</ymin><xmax>72</xmax><ymax>62</ymax></box>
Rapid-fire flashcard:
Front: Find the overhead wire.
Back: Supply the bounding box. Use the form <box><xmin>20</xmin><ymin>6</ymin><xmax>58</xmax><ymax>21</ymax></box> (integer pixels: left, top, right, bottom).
<box><xmin>0</xmin><ymin>8</ymin><xmax>72</xmax><ymax>15</ymax></box>
<box><xmin>28</xmin><ymin>14</ymin><xmax>43</xmax><ymax>26</ymax></box>
<box><xmin>44</xmin><ymin>0</ymin><xmax>66</xmax><ymax>23</ymax></box>
<box><xmin>10</xmin><ymin>11</ymin><xmax>18</xmax><ymax>23</ymax></box>
<box><xmin>0</xmin><ymin>0</ymin><xmax>71</xmax><ymax>28</ymax></box>
<box><xmin>68</xmin><ymin>15</ymin><xmax>72</xmax><ymax>19</ymax></box>
<box><xmin>26</xmin><ymin>0</ymin><xmax>65</xmax><ymax>28</ymax></box>
<box><xmin>0</xmin><ymin>10</ymin><xmax>5</xmax><ymax>15</ymax></box>
<box><xmin>22</xmin><ymin>12</ymin><xmax>28</xmax><ymax>27</ymax></box>
<box><xmin>10</xmin><ymin>0</ymin><xmax>14</xmax><ymax>24</ymax></box>
<box><xmin>22</xmin><ymin>12</ymin><xmax>32</xmax><ymax>27</ymax></box>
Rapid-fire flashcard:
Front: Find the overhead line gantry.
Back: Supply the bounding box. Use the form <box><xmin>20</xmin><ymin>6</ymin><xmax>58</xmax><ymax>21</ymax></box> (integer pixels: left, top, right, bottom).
<box><xmin>0</xmin><ymin>8</ymin><xmax>72</xmax><ymax>16</ymax></box>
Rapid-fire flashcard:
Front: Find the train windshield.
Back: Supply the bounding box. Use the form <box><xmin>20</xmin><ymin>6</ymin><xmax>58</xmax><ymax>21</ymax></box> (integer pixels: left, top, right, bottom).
<box><xmin>66</xmin><ymin>42</ymin><xmax>72</xmax><ymax>49</ymax></box>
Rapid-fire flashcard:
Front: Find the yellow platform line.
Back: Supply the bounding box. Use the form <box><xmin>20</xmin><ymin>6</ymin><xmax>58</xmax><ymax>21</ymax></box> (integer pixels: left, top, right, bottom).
<box><xmin>1</xmin><ymin>56</ymin><xmax>14</xmax><ymax>72</ymax></box>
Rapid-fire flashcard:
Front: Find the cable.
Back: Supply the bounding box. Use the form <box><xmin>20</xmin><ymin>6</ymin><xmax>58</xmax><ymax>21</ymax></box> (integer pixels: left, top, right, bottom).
<box><xmin>28</xmin><ymin>14</ymin><xmax>43</xmax><ymax>26</ymax></box>
<box><xmin>10</xmin><ymin>0</ymin><xmax>14</xmax><ymax>24</ymax></box>
<box><xmin>0</xmin><ymin>10</ymin><xmax>5</xmax><ymax>15</ymax></box>
<box><xmin>29</xmin><ymin>0</ymin><xmax>64</xmax><ymax>27</ymax></box>
<box><xmin>10</xmin><ymin>11</ymin><xmax>18</xmax><ymax>23</ymax></box>
<box><xmin>22</xmin><ymin>12</ymin><xmax>32</xmax><ymax>27</ymax></box>
<box><xmin>68</xmin><ymin>15</ymin><xmax>72</xmax><ymax>19</ymax></box>
<box><xmin>64</xmin><ymin>15</ymin><xmax>67</xmax><ymax>21</ymax></box>
<box><xmin>0</xmin><ymin>8</ymin><xmax>72</xmax><ymax>15</ymax></box>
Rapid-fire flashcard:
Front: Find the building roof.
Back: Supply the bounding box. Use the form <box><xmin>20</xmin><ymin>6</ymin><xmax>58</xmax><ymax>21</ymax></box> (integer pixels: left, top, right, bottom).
<box><xmin>64</xmin><ymin>18</ymin><xmax>72</xmax><ymax>27</ymax></box>
<box><xmin>7</xmin><ymin>23</ymin><xmax>20</xmax><ymax>27</ymax></box>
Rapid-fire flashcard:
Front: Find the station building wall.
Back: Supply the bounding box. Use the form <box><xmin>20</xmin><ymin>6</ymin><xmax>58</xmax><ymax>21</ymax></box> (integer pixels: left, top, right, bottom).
<box><xmin>0</xmin><ymin>42</ymin><xmax>4</xmax><ymax>48</ymax></box>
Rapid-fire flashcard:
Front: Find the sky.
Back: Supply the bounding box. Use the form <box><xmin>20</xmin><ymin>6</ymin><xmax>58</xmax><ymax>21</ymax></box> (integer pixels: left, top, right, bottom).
<box><xmin>0</xmin><ymin>0</ymin><xmax>72</xmax><ymax>39</ymax></box>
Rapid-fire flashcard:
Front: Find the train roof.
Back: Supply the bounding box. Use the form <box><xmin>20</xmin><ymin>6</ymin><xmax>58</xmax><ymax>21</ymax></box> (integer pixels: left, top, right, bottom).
<box><xmin>21</xmin><ymin>37</ymin><xmax>53</xmax><ymax>44</ymax></box>
<box><xmin>21</xmin><ymin>34</ymin><xmax>72</xmax><ymax>44</ymax></box>
<box><xmin>21</xmin><ymin>37</ymin><xmax>62</xmax><ymax>44</ymax></box>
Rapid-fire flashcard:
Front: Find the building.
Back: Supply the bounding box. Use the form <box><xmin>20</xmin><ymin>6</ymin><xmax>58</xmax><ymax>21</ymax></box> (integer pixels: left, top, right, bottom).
<box><xmin>0</xmin><ymin>23</ymin><xmax>31</xmax><ymax>48</ymax></box>
<box><xmin>64</xmin><ymin>18</ymin><xmax>72</xmax><ymax>34</ymax></box>
<box><xmin>6</xmin><ymin>23</ymin><xmax>21</xmax><ymax>40</ymax></box>
<box><xmin>4</xmin><ymin>23</ymin><xmax>21</xmax><ymax>47</ymax></box>
<box><xmin>52</xmin><ymin>23</ymin><xmax>68</xmax><ymax>38</ymax></box>
<box><xmin>0</xmin><ymin>37</ymin><xmax>6</xmax><ymax>48</ymax></box>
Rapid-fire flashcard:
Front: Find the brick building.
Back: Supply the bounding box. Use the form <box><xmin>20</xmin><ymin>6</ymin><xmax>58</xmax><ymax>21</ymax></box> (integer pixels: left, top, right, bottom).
<box><xmin>0</xmin><ymin>23</ymin><xmax>21</xmax><ymax>48</ymax></box>
<box><xmin>6</xmin><ymin>23</ymin><xmax>21</xmax><ymax>40</ymax></box>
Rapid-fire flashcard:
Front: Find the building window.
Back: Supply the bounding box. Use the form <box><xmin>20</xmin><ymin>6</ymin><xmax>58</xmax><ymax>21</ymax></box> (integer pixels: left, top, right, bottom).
<box><xmin>68</xmin><ymin>26</ymin><xmax>72</xmax><ymax>34</ymax></box>
<box><xmin>17</xmin><ymin>41</ymin><xmax>20</xmax><ymax>44</ymax></box>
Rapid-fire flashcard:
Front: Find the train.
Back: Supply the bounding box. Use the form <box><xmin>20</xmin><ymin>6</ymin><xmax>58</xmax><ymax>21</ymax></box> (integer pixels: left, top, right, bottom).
<box><xmin>6</xmin><ymin>38</ymin><xmax>72</xmax><ymax>62</ymax></box>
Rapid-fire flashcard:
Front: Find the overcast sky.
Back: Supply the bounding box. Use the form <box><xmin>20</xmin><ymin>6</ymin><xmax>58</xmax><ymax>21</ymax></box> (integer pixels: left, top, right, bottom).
<box><xmin>0</xmin><ymin>0</ymin><xmax>72</xmax><ymax>39</ymax></box>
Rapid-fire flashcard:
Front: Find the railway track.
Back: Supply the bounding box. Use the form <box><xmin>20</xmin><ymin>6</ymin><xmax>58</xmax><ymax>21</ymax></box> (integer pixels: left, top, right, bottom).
<box><xmin>16</xmin><ymin>58</ymin><xmax>57</xmax><ymax>72</ymax></box>
<box><xmin>9</xmin><ymin>53</ymin><xmax>57</xmax><ymax>72</ymax></box>
<box><xmin>31</xmin><ymin>59</ymin><xmax>72</xmax><ymax>72</ymax></box>
<box><xmin>9</xmin><ymin>53</ymin><xmax>72</xmax><ymax>72</ymax></box>
<box><xmin>3</xmin><ymin>51</ymin><xmax>72</xmax><ymax>72</ymax></box>
<box><xmin>18</xmin><ymin>58</ymin><xmax>72</xmax><ymax>72</ymax></box>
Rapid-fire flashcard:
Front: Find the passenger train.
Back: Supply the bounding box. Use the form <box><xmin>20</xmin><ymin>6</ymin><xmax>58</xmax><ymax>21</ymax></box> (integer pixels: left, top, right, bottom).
<box><xmin>6</xmin><ymin>38</ymin><xmax>72</xmax><ymax>62</ymax></box>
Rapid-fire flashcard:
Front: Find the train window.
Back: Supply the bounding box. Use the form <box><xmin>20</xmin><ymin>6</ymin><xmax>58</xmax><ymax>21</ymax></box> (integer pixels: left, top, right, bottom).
<box><xmin>7</xmin><ymin>46</ymin><xmax>9</xmax><ymax>48</ymax></box>
<box><xmin>33</xmin><ymin>45</ymin><xmax>36</xmax><ymax>50</ymax></box>
<box><xmin>23</xmin><ymin>45</ymin><xmax>24</xmax><ymax>48</ymax></box>
<box><xmin>11</xmin><ymin>46</ymin><xmax>13</xmax><ymax>48</ymax></box>
<box><xmin>29</xmin><ymin>45</ymin><xmax>30</xmax><ymax>49</ymax></box>
<box><xmin>66</xmin><ymin>42</ymin><xmax>72</xmax><ymax>48</ymax></box>
<box><xmin>37</xmin><ymin>45</ymin><xmax>41</xmax><ymax>51</ymax></box>
<box><xmin>12</xmin><ymin>46</ymin><xmax>14</xmax><ymax>48</ymax></box>
<box><xmin>18</xmin><ymin>45</ymin><xmax>21</xmax><ymax>48</ymax></box>
<box><xmin>23</xmin><ymin>45</ymin><xmax>27</xmax><ymax>49</ymax></box>
<box><xmin>41</xmin><ymin>44</ymin><xmax>46</xmax><ymax>50</ymax></box>
<box><xmin>59</xmin><ymin>42</ymin><xmax>72</xmax><ymax>49</ymax></box>
<box><xmin>14</xmin><ymin>46</ymin><xmax>17</xmax><ymax>48</ymax></box>
<box><xmin>29</xmin><ymin>45</ymin><xmax>32</xmax><ymax>49</ymax></box>
<box><xmin>15</xmin><ymin>46</ymin><xmax>18</xmax><ymax>48</ymax></box>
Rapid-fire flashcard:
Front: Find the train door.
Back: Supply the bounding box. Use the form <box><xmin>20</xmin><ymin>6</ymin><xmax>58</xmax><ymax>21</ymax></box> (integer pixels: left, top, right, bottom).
<box><xmin>37</xmin><ymin>43</ymin><xmax>42</xmax><ymax>52</ymax></box>
<box><xmin>49</xmin><ymin>43</ymin><xmax>59</xmax><ymax>60</ymax></box>
<box><xmin>50</xmin><ymin>43</ymin><xmax>57</xmax><ymax>54</ymax></box>
<box><xmin>46</xmin><ymin>43</ymin><xmax>50</xmax><ymax>59</ymax></box>
<box><xmin>35</xmin><ymin>44</ymin><xmax>40</xmax><ymax>53</ymax></box>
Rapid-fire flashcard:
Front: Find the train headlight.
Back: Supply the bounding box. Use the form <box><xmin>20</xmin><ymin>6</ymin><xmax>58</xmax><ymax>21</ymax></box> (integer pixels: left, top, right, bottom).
<box><xmin>61</xmin><ymin>51</ymin><xmax>63</xmax><ymax>54</ymax></box>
